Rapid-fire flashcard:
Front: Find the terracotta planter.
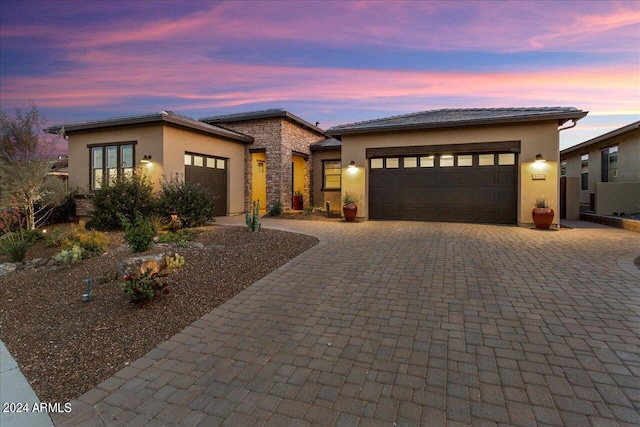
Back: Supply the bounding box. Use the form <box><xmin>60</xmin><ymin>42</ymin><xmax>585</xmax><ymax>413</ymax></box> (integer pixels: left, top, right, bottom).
<box><xmin>292</xmin><ymin>195</ymin><xmax>303</xmax><ymax>210</ymax></box>
<box><xmin>343</xmin><ymin>204</ymin><xmax>357</xmax><ymax>222</ymax></box>
<box><xmin>532</xmin><ymin>208</ymin><xmax>554</xmax><ymax>229</ymax></box>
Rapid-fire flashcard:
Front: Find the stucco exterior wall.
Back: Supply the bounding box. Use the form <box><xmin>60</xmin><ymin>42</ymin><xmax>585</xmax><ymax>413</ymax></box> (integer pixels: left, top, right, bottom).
<box><xmin>595</xmin><ymin>182</ymin><xmax>640</xmax><ymax>215</ymax></box>
<box><xmin>66</xmin><ymin>124</ymin><xmax>246</xmax><ymax>216</ymax></box>
<box><xmin>561</xmin><ymin>127</ymin><xmax>640</xmax><ymax>210</ymax></box>
<box><xmin>66</xmin><ymin>124</ymin><xmax>164</xmax><ymax>194</ymax></box>
<box><xmin>339</xmin><ymin>120</ymin><xmax>561</xmax><ymax>227</ymax></box>
<box><xmin>162</xmin><ymin>126</ymin><xmax>246</xmax><ymax>215</ymax></box>
<box><xmin>312</xmin><ymin>149</ymin><xmax>342</xmax><ymax>212</ymax></box>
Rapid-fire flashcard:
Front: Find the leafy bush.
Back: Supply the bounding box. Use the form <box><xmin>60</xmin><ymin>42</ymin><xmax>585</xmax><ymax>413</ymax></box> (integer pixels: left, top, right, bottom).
<box><xmin>45</xmin><ymin>191</ymin><xmax>77</xmax><ymax>225</ymax></box>
<box><xmin>157</xmin><ymin>228</ymin><xmax>201</xmax><ymax>247</ymax></box>
<box><xmin>303</xmin><ymin>206</ymin><xmax>314</xmax><ymax>215</ymax></box>
<box><xmin>0</xmin><ymin>231</ymin><xmax>35</xmax><ymax>262</ymax></box>
<box><xmin>120</xmin><ymin>269</ymin><xmax>170</xmax><ymax>305</ymax></box>
<box><xmin>89</xmin><ymin>172</ymin><xmax>154</xmax><ymax>230</ymax></box>
<box><xmin>149</xmin><ymin>214</ymin><xmax>169</xmax><ymax>235</ymax></box>
<box><xmin>121</xmin><ymin>214</ymin><xmax>155</xmax><ymax>253</ymax></box>
<box><xmin>156</xmin><ymin>174</ymin><xmax>215</xmax><ymax>228</ymax></box>
<box><xmin>268</xmin><ymin>200</ymin><xmax>283</xmax><ymax>217</ymax></box>
<box><xmin>59</xmin><ymin>224</ymin><xmax>109</xmax><ymax>258</ymax></box>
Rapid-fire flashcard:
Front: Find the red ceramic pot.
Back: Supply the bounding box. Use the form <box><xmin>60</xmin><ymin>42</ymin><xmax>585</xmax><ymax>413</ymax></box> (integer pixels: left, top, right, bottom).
<box><xmin>532</xmin><ymin>208</ymin><xmax>554</xmax><ymax>229</ymax></box>
<box><xmin>292</xmin><ymin>195</ymin><xmax>303</xmax><ymax>210</ymax></box>
<box><xmin>343</xmin><ymin>204</ymin><xmax>357</xmax><ymax>222</ymax></box>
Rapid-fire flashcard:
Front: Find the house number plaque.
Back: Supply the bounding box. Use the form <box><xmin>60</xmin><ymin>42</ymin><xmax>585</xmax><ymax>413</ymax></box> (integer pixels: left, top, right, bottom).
<box><xmin>532</xmin><ymin>174</ymin><xmax>546</xmax><ymax>180</ymax></box>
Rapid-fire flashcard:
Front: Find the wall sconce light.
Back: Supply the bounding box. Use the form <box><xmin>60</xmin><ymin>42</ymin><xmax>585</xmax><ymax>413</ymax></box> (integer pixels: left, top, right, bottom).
<box><xmin>140</xmin><ymin>155</ymin><xmax>152</xmax><ymax>163</ymax></box>
<box><xmin>348</xmin><ymin>161</ymin><xmax>356</xmax><ymax>169</ymax></box>
<box><xmin>534</xmin><ymin>154</ymin><xmax>546</xmax><ymax>163</ymax></box>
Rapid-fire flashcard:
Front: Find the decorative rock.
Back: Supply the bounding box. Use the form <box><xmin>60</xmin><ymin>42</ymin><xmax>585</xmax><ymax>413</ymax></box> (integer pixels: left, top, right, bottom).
<box><xmin>190</xmin><ymin>242</ymin><xmax>205</xmax><ymax>250</ymax></box>
<box><xmin>117</xmin><ymin>253</ymin><xmax>169</xmax><ymax>279</ymax></box>
<box><xmin>0</xmin><ymin>263</ymin><xmax>18</xmax><ymax>276</ymax></box>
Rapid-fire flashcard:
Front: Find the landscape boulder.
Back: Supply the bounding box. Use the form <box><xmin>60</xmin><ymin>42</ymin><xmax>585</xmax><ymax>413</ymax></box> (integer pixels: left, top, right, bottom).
<box><xmin>117</xmin><ymin>253</ymin><xmax>169</xmax><ymax>279</ymax></box>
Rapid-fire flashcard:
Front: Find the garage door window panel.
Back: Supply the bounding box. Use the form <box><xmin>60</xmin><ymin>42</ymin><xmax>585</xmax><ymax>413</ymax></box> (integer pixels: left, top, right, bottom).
<box><xmin>498</xmin><ymin>153</ymin><xmax>515</xmax><ymax>165</ymax></box>
<box><xmin>457</xmin><ymin>155</ymin><xmax>473</xmax><ymax>167</ymax></box>
<box><xmin>439</xmin><ymin>155</ymin><xmax>454</xmax><ymax>167</ymax></box>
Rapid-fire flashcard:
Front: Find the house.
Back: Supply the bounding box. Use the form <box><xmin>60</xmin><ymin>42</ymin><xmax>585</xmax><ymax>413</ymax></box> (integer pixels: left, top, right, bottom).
<box><xmin>46</xmin><ymin>106</ymin><xmax>588</xmax><ymax>228</ymax></box>
<box><xmin>327</xmin><ymin>107</ymin><xmax>587</xmax><ymax>227</ymax></box>
<box><xmin>45</xmin><ymin>109</ymin><xmax>327</xmax><ymax>218</ymax></box>
<box><xmin>560</xmin><ymin>121</ymin><xmax>640</xmax><ymax>218</ymax></box>
<box><xmin>46</xmin><ymin>111</ymin><xmax>254</xmax><ymax>217</ymax></box>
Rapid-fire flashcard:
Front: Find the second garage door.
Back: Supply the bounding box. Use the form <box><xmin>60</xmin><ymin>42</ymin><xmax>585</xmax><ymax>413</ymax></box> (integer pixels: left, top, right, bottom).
<box><xmin>184</xmin><ymin>153</ymin><xmax>227</xmax><ymax>217</ymax></box>
<box><xmin>369</xmin><ymin>152</ymin><xmax>517</xmax><ymax>224</ymax></box>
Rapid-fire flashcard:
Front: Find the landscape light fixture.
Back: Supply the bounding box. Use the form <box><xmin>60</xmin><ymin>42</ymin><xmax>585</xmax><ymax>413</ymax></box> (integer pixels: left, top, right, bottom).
<box><xmin>140</xmin><ymin>155</ymin><xmax>152</xmax><ymax>163</ymax></box>
<box><xmin>534</xmin><ymin>154</ymin><xmax>546</xmax><ymax>162</ymax></box>
<box><xmin>348</xmin><ymin>161</ymin><xmax>356</xmax><ymax>169</ymax></box>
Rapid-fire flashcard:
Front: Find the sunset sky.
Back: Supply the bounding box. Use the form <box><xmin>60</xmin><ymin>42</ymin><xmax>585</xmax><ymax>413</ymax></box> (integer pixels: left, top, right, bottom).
<box><xmin>1</xmin><ymin>0</ymin><xmax>638</xmax><ymax>153</ymax></box>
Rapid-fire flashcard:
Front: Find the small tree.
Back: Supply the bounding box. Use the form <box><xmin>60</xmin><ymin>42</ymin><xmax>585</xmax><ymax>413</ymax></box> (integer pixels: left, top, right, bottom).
<box><xmin>0</xmin><ymin>105</ymin><xmax>67</xmax><ymax>229</ymax></box>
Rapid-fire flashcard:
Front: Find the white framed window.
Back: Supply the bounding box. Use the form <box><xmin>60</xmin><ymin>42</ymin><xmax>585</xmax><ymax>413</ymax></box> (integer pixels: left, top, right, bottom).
<box><xmin>323</xmin><ymin>160</ymin><xmax>341</xmax><ymax>190</ymax></box>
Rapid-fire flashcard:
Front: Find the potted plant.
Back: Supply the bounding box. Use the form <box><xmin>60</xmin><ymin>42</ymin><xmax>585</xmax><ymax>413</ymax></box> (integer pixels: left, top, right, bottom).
<box><xmin>292</xmin><ymin>189</ymin><xmax>303</xmax><ymax>210</ymax></box>
<box><xmin>532</xmin><ymin>197</ymin><xmax>554</xmax><ymax>229</ymax></box>
<box><xmin>342</xmin><ymin>192</ymin><xmax>359</xmax><ymax>222</ymax></box>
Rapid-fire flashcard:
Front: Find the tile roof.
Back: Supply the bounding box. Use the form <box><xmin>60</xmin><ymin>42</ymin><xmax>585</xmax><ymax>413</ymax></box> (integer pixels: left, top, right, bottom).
<box><xmin>310</xmin><ymin>138</ymin><xmax>342</xmax><ymax>151</ymax></box>
<box><xmin>327</xmin><ymin>107</ymin><xmax>588</xmax><ymax>136</ymax></box>
<box><xmin>45</xmin><ymin>111</ymin><xmax>254</xmax><ymax>143</ymax></box>
<box><xmin>200</xmin><ymin>109</ymin><xmax>326</xmax><ymax>135</ymax></box>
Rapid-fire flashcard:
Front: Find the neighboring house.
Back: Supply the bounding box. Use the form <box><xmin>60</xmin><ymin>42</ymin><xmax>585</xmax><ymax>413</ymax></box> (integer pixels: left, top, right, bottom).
<box><xmin>47</xmin><ymin>155</ymin><xmax>69</xmax><ymax>187</ymax></box>
<box><xmin>46</xmin><ymin>106</ymin><xmax>589</xmax><ymax>228</ymax></box>
<box><xmin>326</xmin><ymin>107</ymin><xmax>587</xmax><ymax>227</ymax></box>
<box><xmin>560</xmin><ymin>121</ymin><xmax>640</xmax><ymax>218</ymax></box>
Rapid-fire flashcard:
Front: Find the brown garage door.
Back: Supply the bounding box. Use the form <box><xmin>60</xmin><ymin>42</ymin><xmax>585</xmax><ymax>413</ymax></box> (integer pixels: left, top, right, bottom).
<box><xmin>184</xmin><ymin>153</ymin><xmax>227</xmax><ymax>217</ymax></box>
<box><xmin>369</xmin><ymin>153</ymin><xmax>517</xmax><ymax>224</ymax></box>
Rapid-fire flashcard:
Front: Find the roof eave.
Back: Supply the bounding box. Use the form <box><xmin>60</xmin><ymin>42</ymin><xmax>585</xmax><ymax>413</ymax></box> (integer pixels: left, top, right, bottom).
<box><xmin>561</xmin><ymin>120</ymin><xmax>640</xmax><ymax>155</ymax></box>
<box><xmin>327</xmin><ymin>111</ymin><xmax>589</xmax><ymax>137</ymax></box>
<box><xmin>45</xmin><ymin>114</ymin><xmax>253</xmax><ymax>144</ymax></box>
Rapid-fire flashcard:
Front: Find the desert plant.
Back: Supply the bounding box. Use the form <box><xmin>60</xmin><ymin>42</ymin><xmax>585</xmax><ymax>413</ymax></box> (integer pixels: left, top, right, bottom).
<box><xmin>149</xmin><ymin>214</ymin><xmax>169</xmax><ymax>234</ymax></box>
<box><xmin>246</xmin><ymin>200</ymin><xmax>261</xmax><ymax>232</ymax></box>
<box><xmin>120</xmin><ymin>269</ymin><xmax>170</xmax><ymax>305</ymax></box>
<box><xmin>89</xmin><ymin>171</ymin><xmax>154</xmax><ymax>230</ymax></box>
<box><xmin>342</xmin><ymin>192</ymin><xmax>359</xmax><ymax>205</ymax></box>
<box><xmin>534</xmin><ymin>197</ymin><xmax>550</xmax><ymax>208</ymax></box>
<box><xmin>303</xmin><ymin>205</ymin><xmax>314</xmax><ymax>215</ymax></box>
<box><xmin>166</xmin><ymin>253</ymin><xmax>185</xmax><ymax>270</ymax></box>
<box><xmin>157</xmin><ymin>228</ymin><xmax>201</xmax><ymax>247</ymax></box>
<box><xmin>59</xmin><ymin>224</ymin><xmax>109</xmax><ymax>258</ymax></box>
<box><xmin>0</xmin><ymin>231</ymin><xmax>34</xmax><ymax>262</ymax></box>
<box><xmin>53</xmin><ymin>245</ymin><xmax>83</xmax><ymax>265</ymax></box>
<box><xmin>156</xmin><ymin>174</ymin><xmax>216</xmax><ymax>228</ymax></box>
<box><xmin>267</xmin><ymin>200</ymin><xmax>283</xmax><ymax>217</ymax></box>
<box><xmin>120</xmin><ymin>214</ymin><xmax>155</xmax><ymax>253</ymax></box>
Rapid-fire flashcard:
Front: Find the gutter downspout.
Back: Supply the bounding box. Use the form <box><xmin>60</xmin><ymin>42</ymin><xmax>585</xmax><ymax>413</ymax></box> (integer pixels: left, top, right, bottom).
<box><xmin>556</xmin><ymin>118</ymin><xmax>578</xmax><ymax>228</ymax></box>
<box><xmin>558</xmin><ymin>119</ymin><xmax>577</xmax><ymax>132</ymax></box>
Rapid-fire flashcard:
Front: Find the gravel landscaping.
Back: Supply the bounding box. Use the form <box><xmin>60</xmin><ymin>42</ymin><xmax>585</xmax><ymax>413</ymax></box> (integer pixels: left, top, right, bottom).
<box><xmin>0</xmin><ymin>225</ymin><xmax>317</xmax><ymax>403</ymax></box>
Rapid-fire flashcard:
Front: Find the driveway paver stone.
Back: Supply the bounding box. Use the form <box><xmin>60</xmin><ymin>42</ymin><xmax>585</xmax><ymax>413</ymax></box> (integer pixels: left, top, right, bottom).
<box><xmin>44</xmin><ymin>219</ymin><xmax>640</xmax><ymax>426</ymax></box>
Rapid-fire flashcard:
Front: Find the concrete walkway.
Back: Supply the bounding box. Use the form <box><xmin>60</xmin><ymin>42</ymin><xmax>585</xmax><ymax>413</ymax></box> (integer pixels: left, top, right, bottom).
<box><xmin>1</xmin><ymin>340</ymin><xmax>53</xmax><ymax>426</ymax></box>
<box><xmin>44</xmin><ymin>218</ymin><xmax>640</xmax><ymax>426</ymax></box>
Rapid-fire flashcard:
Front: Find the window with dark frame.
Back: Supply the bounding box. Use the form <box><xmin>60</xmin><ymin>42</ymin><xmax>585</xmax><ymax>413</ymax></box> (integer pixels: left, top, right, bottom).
<box><xmin>322</xmin><ymin>160</ymin><xmax>341</xmax><ymax>190</ymax></box>
<box><xmin>90</xmin><ymin>143</ymin><xmax>135</xmax><ymax>190</ymax></box>
<box><xmin>581</xmin><ymin>153</ymin><xmax>589</xmax><ymax>190</ymax></box>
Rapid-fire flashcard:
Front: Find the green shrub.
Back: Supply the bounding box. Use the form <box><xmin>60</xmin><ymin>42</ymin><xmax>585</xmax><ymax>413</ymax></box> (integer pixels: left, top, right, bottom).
<box><xmin>120</xmin><ymin>269</ymin><xmax>170</xmax><ymax>305</ymax></box>
<box><xmin>303</xmin><ymin>205</ymin><xmax>314</xmax><ymax>215</ymax></box>
<box><xmin>157</xmin><ymin>228</ymin><xmax>201</xmax><ymax>247</ymax></box>
<box><xmin>156</xmin><ymin>174</ymin><xmax>215</xmax><ymax>228</ymax></box>
<box><xmin>268</xmin><ymin>200</ymin><xmax>283</xmax><ymax>217</ymax></box>
<box><xmin>121</xmin><ymin>214</ymin><xmax>155</xmax><ymax>253</ymax></box>
<box><xmin>0</xmin><ymin>231</ymin><xmax>35</xmax><ymax>262</ymax></box>
<box><xmin>149</xmin><ymin>214</ymin><xmax>169</xmax><ymax>235</ymax></box>
<box><xmin>59</xmin><ymin>225</ymin><xmax>109</xmax><ymax>258</ymax></box>
<box><xmin>89</xmin><ymin>172</ymin><xmax>154</xmax><ymax>230</ymax></box>
<box><xmin>54</xmin><ymin>245</ymin><xmax>83</xmax><ymax>265</ymax></box>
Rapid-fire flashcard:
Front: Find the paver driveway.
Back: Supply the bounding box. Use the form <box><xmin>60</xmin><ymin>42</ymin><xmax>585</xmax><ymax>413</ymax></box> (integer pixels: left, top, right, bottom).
<box><xmin>53</xmin><ymin>219</ymin><xmax>640</xmax><ymax>426</ymax></box>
